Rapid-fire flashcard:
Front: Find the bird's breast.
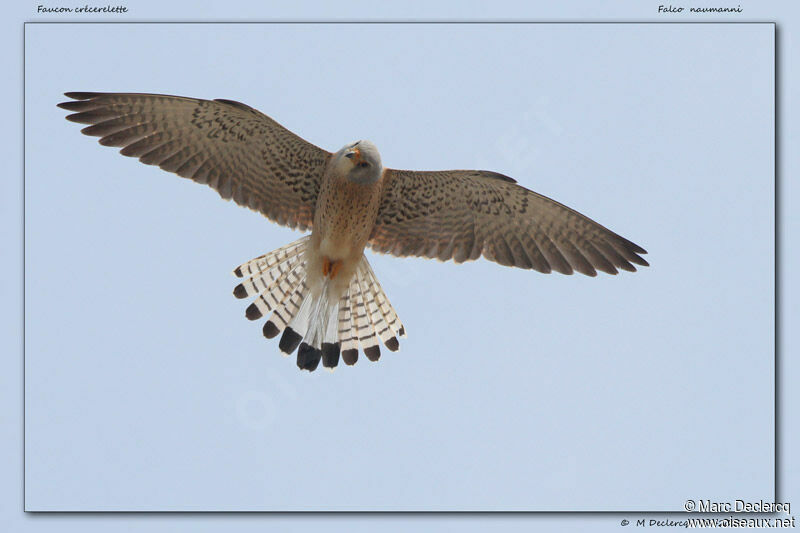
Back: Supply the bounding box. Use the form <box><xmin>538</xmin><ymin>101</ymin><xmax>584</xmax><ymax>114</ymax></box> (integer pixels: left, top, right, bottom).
<box><xmin>313</xmin><ymin>173</ymin><xmax>383</xmax><ymax>261</ymax></box>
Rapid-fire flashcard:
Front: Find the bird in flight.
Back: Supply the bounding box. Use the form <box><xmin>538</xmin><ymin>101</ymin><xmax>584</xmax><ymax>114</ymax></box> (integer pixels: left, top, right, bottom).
<box><xmin>59</xmin><ymin>92</ymin><xmax>648</xmax><ymax>372</ymax></box>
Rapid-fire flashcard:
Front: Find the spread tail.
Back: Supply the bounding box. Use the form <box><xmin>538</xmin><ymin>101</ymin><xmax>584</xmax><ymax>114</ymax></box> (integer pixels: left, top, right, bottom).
<box><xmin>232</xmin><ymin>237</ymin><xmax>405</xmax><ymax>372</ymax></box>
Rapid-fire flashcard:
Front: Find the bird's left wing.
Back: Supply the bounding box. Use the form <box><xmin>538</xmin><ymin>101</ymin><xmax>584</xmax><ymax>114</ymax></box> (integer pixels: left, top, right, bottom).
<box><xmin>368</xmin><ymin>168</ymin><xmax>648</xmax><ymax>276</ymax></box>
<box><xmin>58</xmin><ymin>92</ymin><xmax>331</xmax><ymax>231</ymax></box>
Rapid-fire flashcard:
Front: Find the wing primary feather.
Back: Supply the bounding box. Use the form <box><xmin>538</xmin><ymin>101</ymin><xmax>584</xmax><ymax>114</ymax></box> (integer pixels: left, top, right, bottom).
<box><xmin>583</xmin><ymin>241</ymin><xmax>618</xmax><ymax>275</ymax></box>
<box><xmin>369</xmin><ymin>168</ymin><xmax>647</xmax><ymax>276</ymax></box>
<box><xmin>59</xmin><ymin>92</ymin><xmax>330</xmax><ymax>231</ymax></box>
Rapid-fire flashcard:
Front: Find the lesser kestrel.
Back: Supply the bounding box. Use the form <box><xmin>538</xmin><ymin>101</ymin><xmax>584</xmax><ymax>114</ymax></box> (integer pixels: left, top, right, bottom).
<box><xmin>59</xmin><ymin>92</ymin><xmax>648</xmax><ymax>372</ymax></box>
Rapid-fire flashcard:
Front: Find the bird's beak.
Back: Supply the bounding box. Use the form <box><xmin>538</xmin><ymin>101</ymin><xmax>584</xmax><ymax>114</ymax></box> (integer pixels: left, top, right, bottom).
<box><xmin>345</xmin><ymin>148</ymin><xmax>362</xmax><ymax>163</ymax></box>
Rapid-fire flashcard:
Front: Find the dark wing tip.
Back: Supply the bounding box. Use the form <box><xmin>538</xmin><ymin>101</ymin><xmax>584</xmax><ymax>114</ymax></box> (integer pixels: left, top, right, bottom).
<box><xmin>262</xmin><ymin>321</ymin><xmax>280</xmax><ymax>339</ymax></box>
<box><xmin>342</xmin><ymin>348</ymin><xmax>358</xmax><ymax>366</ymax></box>
<box><xmin>279</xmin><ymin>327</ymin><xmax>303</xmax><ymax>355</ymax></box>
<box><xmin>232</xmin><ymin>284</ymin><xmax>248</xmax><ymax>299</ymax></box>
<box><xmin>384</xmin><ymin>336</ymin><xmax>399</xmax><ymax>352</ymax></box>
<box><xmin>297</xmin><ymin>343</ymin><xmax>321</xmax><ymax>372</ymax></box>
<box><xmin>63</xmin><ymin>92</ymin><xmax>101</xmax><ymax>100</ymax></box>
<box><xmin>614</xmin><ymin>234</ymin><xmax>647</xmax><ymax>256</ymax></box>
<box><xmin>57</xmin><ymin>101</ymin><xmax>83</xmax><ymax>111</ymax></box>
<box><xmin>364</xmin><ymin>345</ymin><xmax>381</xmax><ymax>362</ymax></box>
<box><xmin>245</xmin><ymin>303</ymin><xmax>262</xmax><ymax>320</ymax></box>
<box><xmin>321</xmin><ymin>342</ymin><xmax>341</xmax><ymax>369</ymax></box>
<box><xmin>63</xmin><ymin>113</ymin><xmax>88</xmax><ymax>124</ymax></box>
<box><xmin>623</xmin><ymin>241</ymin><xmax>649</xmax><ymax>266</ymax></box>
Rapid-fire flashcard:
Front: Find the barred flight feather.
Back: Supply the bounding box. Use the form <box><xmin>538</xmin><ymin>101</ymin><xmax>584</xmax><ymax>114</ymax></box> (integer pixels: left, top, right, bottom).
<box><xmin>234</xmin><ymin>253</ymin><xmax>306</xmax><ymax>301</ymax></box>
<box><xmin>360</xmin><ymin>260</ymin><xmax>406</xmax><ymax>340</ymax></box>
<box><xmin>233</xmin><ymin>241</ymin><xmax>405</xmax><ymax>372</ymax></box>
<box><xmin>244</xmin><ymin>259</ymin><xmax>307</xmax><ymax>321</ymax></box>
<box><xmin>357</xmin><ymin>266</ymin><xmax>396</xmax><ymax>349</ymax></box>
<box><xmin>266</xmin><ymin>276</ymin><xmax>309</xmax><ymax>334</ymax></box>
<box><xmin>233</xmin><ymin>236</ymin><xmax>309</xmax><ymax>279</ymax></box>
<box><xmin>337</xmin><ymin>292</ymin><xmax>359</xmax><ymax>363</ymax></box>
<box><xmin>350</xmin><ymin>270</ymin><xmax>379</xmax><ymax>359</ymax></box>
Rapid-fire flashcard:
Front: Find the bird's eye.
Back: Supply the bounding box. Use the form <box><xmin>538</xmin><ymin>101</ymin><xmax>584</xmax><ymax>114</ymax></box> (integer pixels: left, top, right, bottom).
<box><xmin>358</xmin><ymin>161</ymin><xmax>370</xmax><ymax>168</ymax></box>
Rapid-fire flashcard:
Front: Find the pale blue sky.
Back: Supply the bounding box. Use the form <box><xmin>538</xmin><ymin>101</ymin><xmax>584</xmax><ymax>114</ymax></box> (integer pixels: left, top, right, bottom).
<box><xmin>4</xmin><ymin>1</ymin><xmax>797</xmax><ymax>532</ymax></box>
<box><xmin>24</xmin><ymin>21</ymin><xmax>774</xmax><ymax>511</ymax></box>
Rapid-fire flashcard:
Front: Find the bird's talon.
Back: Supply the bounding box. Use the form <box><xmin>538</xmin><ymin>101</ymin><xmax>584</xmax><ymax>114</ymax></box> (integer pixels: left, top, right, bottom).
<box><xmin>322</xmin><ymin>257</ymin><xmax>342</xmax><ymax>279</ymax></box>
<box><xmin>330</xmin><ymin>260</ymin><xmax>342</xmax><ymax>279</ymax></box>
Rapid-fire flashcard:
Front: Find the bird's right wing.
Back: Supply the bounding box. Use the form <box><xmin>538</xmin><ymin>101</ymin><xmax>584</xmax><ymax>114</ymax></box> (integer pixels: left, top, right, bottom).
<box><xmin>59</xmin><ymin>92</ymin><xmax>331</xmax><ymax>231</ymax></box>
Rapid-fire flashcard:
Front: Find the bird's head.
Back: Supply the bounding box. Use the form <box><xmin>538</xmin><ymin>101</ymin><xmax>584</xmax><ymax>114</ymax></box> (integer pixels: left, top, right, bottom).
<box><xmin>334</xmin><ymin>140</ymin><xmax>382</xmax><ymax>184</ymax></box>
